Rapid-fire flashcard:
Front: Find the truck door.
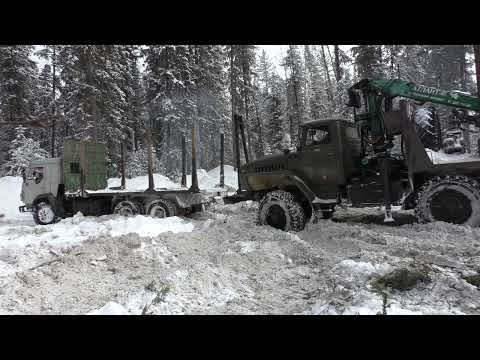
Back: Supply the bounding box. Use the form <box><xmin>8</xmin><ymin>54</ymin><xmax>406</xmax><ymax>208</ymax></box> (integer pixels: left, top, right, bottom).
<box><xmin>288</xmin><ymin>124</ymin><xmax>339</xmax><ymax>199</ymax></box>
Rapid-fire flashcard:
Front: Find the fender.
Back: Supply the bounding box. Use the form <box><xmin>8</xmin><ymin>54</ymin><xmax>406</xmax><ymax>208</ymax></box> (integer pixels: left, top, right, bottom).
<box><xmin>241</xmin><ymin>170</ymin><xmax>337</xmax><ymax>209</ymax></box>
<box><xmin>33</xmin><ymin>193</ymin><xmax>58</xmax><ymax>211</ymax></box>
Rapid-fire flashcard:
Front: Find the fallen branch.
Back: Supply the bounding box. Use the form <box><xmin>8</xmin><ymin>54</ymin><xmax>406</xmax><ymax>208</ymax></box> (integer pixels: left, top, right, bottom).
<box><xmin>29</xmin><ymin>258</ymin><xmax>63</xmax><ymax>271</ymax></box>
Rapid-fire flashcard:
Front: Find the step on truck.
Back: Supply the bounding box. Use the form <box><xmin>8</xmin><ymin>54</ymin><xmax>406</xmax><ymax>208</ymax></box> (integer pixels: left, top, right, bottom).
<box><xmin>19</xmin><ymin>138</ymin><xmax>207</xmax><ymax>225</ymax></box>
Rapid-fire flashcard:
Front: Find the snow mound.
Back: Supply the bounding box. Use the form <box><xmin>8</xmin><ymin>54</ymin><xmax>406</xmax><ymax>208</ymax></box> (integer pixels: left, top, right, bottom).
<box><xmin>0</xmin><ymin>213</ymin><xmax>194</xmax><ymax>249</ymax></box>
<box><xmin>184</xmin><ymin>165</ymin><xmax>238</xmax><ymax>191</ymax></box>
<box><xmin>0</xmin><ymin>176</ymin><xmax>25</xmax><ymax>220</ymax></box>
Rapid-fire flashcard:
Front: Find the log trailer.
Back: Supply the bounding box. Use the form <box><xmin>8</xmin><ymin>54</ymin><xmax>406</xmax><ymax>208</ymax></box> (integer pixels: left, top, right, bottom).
<box><xmin>19</xmin><ymin>129</ymin><xmax>208</xmax><ymax>225</ymax></box>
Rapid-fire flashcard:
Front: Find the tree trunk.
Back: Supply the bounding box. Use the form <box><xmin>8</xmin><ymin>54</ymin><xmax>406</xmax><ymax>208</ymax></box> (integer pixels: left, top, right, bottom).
<box><xmin>474</xmin><ymin>45</ymin><xmax>480</xmax><ymax>97</ymax></box>
<box><xmin>241</xmin><ymin>47</ymin><xmax>254</xmax><ymax>161</ymax></box>
<box><xmin>51</xmin><ymin>46</ymin><xmax>56</xmax><ymax>157</ymax></box>
<box><xmin>460</xmin><ymin>45</ymin><xmax>467</xmax><ymax>91</ymax></box>
<box><xmin>320</xmin><ymin>46</ymin><xmax>335</xmax><ymax>106</ymax></box>
<box><xmin>334</xmin><ymin>45</ymin><xmax>341</xmax><ymax>81</ymax></box>
<box><xmin>230</xmin><ymin>46</ymin><xmax>238</xmax><ymax>170</ymax></box>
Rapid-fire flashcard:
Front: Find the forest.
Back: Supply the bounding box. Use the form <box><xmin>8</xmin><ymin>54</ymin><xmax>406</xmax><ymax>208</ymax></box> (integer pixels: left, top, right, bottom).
<box><xmin>0</xmin><ymin>45</ymin><xmax>479</xmax><ymax>181</ymax></box>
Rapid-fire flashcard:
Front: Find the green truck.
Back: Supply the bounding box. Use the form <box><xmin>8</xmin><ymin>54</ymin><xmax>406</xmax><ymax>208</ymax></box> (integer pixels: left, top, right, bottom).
<box><xmin>19</xmin><ymin>139</ymin><xmax>207</xmax><ymax>225</ymax></box>
<box><xmin>227</xmin><ymin>78</ymin><xmax>480</xmax><ymax>231</ymax></box>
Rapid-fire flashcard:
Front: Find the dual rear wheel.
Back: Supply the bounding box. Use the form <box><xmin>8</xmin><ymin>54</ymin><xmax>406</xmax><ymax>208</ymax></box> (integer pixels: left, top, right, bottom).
<box><xmin>113</xmin><ymin>198</ymin><xmax>177</xmax><ymax>219</ymax></box>
<box><xmin>415</xmin><ymin>175</ymin><xmax>480</xmax><ymax>226</ymax></box>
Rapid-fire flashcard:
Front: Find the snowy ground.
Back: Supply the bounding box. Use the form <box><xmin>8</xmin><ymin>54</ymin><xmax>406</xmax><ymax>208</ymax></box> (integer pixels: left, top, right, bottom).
<box><xmin>1</xmin><ymin>171</ymin><xmax>480</xmax><ymax>315</ymax></box>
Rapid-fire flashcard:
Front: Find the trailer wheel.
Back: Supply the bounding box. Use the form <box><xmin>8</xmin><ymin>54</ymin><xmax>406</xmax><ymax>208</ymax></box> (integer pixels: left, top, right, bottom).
<box><xmin>145</xmin><ymin>199</ymin><xmax>177</xmax><ymax>218</ymax></box>
<box><xmin>33</xmin><ymin>202</ymin><xmax>58</xmax><ymax>225</ymax></box>
<box><xmin>113</xmin><ymin>201</ymin><xmax>140</xmax><ymax>217</ymax></box>
<box><xmin>415</xmin><ymin>175</ymin><xmax>480</xmax><ymax>226</ymax></box>
<box><xmin>258</xmin><ymin>190</ymin><xmax>306</xmax><ymax>232</ymax></box>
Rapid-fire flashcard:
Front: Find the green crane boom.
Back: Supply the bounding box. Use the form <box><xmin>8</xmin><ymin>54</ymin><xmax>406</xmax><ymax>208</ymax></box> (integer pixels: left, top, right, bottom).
<box><xmin>348</xmin><ymin>78</ymin><xmax>480</xmax><ymax>149</ymax></box>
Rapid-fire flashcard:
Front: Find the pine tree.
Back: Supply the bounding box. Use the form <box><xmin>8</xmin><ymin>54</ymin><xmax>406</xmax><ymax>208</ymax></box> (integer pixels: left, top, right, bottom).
<box><xmin>0</xmin><ymin>46</ymin><xmax>39</xmax><ymax>169</ymax></box>
<box><xmin>351</xmin><ymin>45</ymin><xmax>384</xmax><ymax>79</ymax></box>
<box><xmin>283</xmin><ymin>45</ymin><xmax>306</xmax><ymax>145</ymax></box>
<box><xmin>3</xmin><ymin>126</ymin><xmax>49</xmax><ymax>175</ymax></box>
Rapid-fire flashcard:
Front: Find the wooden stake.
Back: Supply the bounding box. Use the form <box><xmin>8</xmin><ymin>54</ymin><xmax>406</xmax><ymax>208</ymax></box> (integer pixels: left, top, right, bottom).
<box><xmin>189</xmin><ymin>125</ymin><xmax>199</xmax><ymax>193</ymax></box>
<box><xmin>146</xmin><ymin>128</ymin><xmax>155</xmax><ymax>192</ymax></box>
<box><xmin>120</xmin><ymin>142</ymin><xmax>126</xmax><ymax>189</ymax></box>
<box><xmin>220</xmin><ymin>133</ymin><xmax>225</xmax><ymax>188</ymax></box>
<box><xmin>181</xmin><ymin>136</ymin><xmax>187</xmax><ymax>188</ymax></box>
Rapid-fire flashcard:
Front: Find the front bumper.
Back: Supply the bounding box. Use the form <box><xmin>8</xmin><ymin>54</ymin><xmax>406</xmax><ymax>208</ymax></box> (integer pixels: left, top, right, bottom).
<box><xmin>19</xmin><ymin>205</ymin><xmax>32</xmax><ymax>213</ymax></box>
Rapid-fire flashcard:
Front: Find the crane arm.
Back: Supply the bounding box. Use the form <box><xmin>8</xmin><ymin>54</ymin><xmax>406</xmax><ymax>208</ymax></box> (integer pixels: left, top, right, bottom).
<box><xmin>366</xmin><ymin>78</ymin><xmax>480</xmax><ymax>112</ymax></box>
<box><xmin>348</xmin><ymin>78</ymin><xmax>480</xmax><ymax>149</ymax></box>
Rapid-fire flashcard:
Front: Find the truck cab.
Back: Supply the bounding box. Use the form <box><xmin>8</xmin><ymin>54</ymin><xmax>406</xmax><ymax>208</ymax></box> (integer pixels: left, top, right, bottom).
<box><xmin>240</xmin><ymin>118</ymin><xmax>363</xmax><ymax>203</ymax></box>
<box><xmin>20</xmin><ymin>158</ymin><xmax>62</xmax><ymax>211</ymax></box>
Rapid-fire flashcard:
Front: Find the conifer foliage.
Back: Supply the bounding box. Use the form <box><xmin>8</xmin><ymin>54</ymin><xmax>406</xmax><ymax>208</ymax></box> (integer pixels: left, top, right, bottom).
<box><xmin>0</xmin><ymin>45</ymin><xmax>478</xmax><ymax>178</ymax></box>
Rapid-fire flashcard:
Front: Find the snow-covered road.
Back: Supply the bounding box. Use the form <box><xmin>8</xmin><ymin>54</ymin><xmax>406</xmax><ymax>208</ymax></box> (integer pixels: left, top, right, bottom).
<box><xmin>1</xmin><ymin>199</ymin><xmax>480</xmax><ymax>315</ymax></box>
<box><xmin>1</xmin><ymin>168</ymin><xmax>480</xmax><ymax>315</ymax></box>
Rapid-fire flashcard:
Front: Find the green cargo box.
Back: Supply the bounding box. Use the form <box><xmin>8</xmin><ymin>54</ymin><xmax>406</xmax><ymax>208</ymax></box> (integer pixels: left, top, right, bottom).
<box><xmin>63</xmin><ymin>139</ymin><xmax>108</xmax><ymax>192</ymax></box>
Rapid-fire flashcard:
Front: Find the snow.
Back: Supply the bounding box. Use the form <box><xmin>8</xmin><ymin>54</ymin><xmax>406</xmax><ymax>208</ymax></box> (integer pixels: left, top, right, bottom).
<box><xmin>185</xmin><ymin>165</ymin><xmax>238</xmax><ymax>191</ymax></box>
<box><xmin>2</xmin><ymin>166</ymin><xmax>480</xmax><ymax>315</ymax></box>
<box><xmin>0</xmin><ymin>213</ymin><xmax>194</xmax><ymax>249</ymax></box>
<box><xmin>106</xmin><ymin>173</ymin><xmax>179</xmax><ymax>191</ymax></box>
<box><xmin>425</xmin><ymin>148</ymin><xmax>479</xmax><ymax>164</ymax></box>
<box><xmin>0</xmin><ymin>176</ymin><xmax>25</xmax><ymax>220</ymax></box>
<box><xmin>102</xmin><ymin>165</ymin><xmax>238</xmax><ymax>192</ymax></box>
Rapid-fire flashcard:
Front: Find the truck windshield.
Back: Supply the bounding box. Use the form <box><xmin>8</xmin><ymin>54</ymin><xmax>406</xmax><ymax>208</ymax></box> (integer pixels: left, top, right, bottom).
<box><xmin>24</xmin><ymin>167</ymin><xmax>44</xmax><ymax>184</ymax></box>
<box><xmin>305</xmin><ymin>128</ymin><xmax>330</xmax><ymax>146</ymax></box>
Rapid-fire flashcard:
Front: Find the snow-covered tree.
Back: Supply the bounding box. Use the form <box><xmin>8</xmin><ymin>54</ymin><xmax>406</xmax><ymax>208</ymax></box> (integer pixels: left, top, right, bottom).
<box><xmin>3</xmin><ymin>126</ymin><xmax>49</xmax><ymax>175</ymax></box>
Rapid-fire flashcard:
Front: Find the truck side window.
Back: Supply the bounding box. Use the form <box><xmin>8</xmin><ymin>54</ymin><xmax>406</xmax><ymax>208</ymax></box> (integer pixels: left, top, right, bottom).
<box><xmin>306</xmin><ymin>128</ymin><xmax>330</xmax><ymax>146</ymax></box>
<box><xmin>70</xmin><ymin>163</ymin><xmax>80</xmax><ymax>174</ymax></box>
<box><xmin>32</xmin><ymin>167</ymin><xmax>44</xmax><ymax>184</ymax></box>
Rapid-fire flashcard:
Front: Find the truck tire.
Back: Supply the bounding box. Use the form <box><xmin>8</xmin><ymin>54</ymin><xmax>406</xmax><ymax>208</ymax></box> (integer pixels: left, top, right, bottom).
<box><xmin>145</xmin><ymin>199</ymin><xmax>177</xmax><ymax>218</ymax></box>
<box><xmin>113</xmin><ymin>201</ymin><xmax>140</xmax><ymax>217</ymax></box>
<box><xmin>415</xmin><ymin>175</ymin><xmax>480</xmax><ymax>226</ymax></box>
<box><xmin>33</xmin><ymin>202</ymin><xmax>58</xmax><ymax>225</ymax></box>
<box><xmin>258</xmin><ymin>190</ymin><xmax>306</xmax><ymax>232</ymax></box>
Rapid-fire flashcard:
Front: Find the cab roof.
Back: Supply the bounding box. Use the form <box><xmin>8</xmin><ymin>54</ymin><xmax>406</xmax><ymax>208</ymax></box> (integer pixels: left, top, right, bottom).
<box><xmin>301</xmin><ymin>118</ymin><xmax>354</xmax><ymax>128</ymax></box>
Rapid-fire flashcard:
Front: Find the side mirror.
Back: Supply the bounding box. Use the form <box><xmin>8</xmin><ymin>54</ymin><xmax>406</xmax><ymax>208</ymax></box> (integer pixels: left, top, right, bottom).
<box><xmin>347</xmin><ymin>88</ymin><xmax>361</xmax><ymax>108</ymax></box>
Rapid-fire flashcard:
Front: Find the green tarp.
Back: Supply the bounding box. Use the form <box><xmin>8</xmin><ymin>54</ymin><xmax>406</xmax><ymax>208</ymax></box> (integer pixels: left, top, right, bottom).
<box><xmin>63</xmin><ymin>139</ymin><xmax>107</xmax><ymax>192</ymax></box>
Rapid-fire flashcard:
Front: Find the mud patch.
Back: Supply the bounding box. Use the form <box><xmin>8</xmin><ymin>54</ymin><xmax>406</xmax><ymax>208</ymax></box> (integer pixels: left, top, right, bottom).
<box><xmin>373</xmin><ymin>267</ymin><xmax>431</xmax><ymax>292</ymax></box>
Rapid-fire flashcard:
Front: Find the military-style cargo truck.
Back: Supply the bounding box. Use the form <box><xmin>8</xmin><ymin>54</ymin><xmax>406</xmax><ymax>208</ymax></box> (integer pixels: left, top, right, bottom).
<box><xmin>19</xmin><ymin>139</ymin><xmax>206</xmax><ymax>225</ymax></box>
<box><xmin>226</xmin><ymin>78</ymin><xmax>480</xmax><ymax>232</ymax></box>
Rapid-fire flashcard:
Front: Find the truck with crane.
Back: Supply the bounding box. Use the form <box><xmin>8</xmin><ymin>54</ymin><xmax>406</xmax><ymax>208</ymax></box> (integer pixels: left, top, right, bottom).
<box><xmin>226</xmin><ymin>78</ymin><xmax>480</xmax><ymax>231</ymax></box>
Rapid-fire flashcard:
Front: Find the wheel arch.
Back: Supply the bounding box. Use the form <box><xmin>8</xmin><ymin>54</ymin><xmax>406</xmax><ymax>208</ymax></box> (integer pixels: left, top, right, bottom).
<box><xmin>33</xmin><ymin>193</ymin><xmax>58</xmax><ymax>208</ymax></box>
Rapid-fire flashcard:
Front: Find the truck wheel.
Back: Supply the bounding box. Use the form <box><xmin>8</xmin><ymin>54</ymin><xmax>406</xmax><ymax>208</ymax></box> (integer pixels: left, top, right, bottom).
<box><xmin>113</xmin><ymin>201</ymin><xmax>140</xmax><ymax>217</ymax></box>
<box><xmin>33</xmin><ymin>202</ymin><xmax>57</xmax><ymax>225</ymax></box>
<box><xmin>258</xmin><ymin>190</ymin><xmax>306</xmax><ymax>232</ymax></box>
<box><xmin>415</xmin><ymin>175</ymin><xmax>480</xmax><ymax>226</ymax></box>
<box><xmin>145</xmin><ymin>199</ymin><xmax>177</xmax><ymax>218</ymax></box>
